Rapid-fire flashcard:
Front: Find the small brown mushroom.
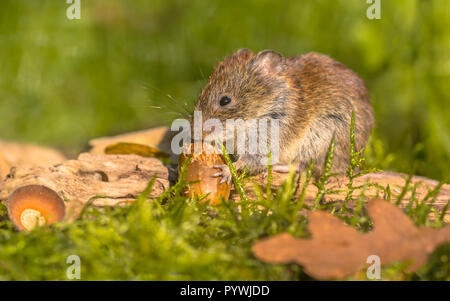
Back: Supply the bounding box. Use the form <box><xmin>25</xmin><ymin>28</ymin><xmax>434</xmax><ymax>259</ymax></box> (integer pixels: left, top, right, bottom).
<box><xmin>7</xmin><ymin>185</ymin><xmax>66</xmax><ymax>231</ymax></box>
<box><xmin>179</xmin><ymin>143</ymin><xmax>231</xmax><ymax>205</ymax></box>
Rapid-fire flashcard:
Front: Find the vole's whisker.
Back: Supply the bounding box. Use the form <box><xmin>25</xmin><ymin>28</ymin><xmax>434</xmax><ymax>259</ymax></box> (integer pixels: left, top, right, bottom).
<box><xmin>166</xmin><ymin>93</ymin><xmax>192</xmax><ymax>115</ymax></box>
<box><xmin>164</xmin><ymin>112</ymin><xmax>186</xmax><ymax>117</ymax></box>
<box><xmin>128</xmin><ymin>104</ymin><xmax>163</xmax><ymax>109</ymax></box>
<box><xmin>139</xmin><ymin>82</ymin><xmax>193</xmax><ymax>117</ymax></box>
<box><xmin>198</xmin><ymin>67</ymin><xmax>206</xmax><ymax>80</ymax></box>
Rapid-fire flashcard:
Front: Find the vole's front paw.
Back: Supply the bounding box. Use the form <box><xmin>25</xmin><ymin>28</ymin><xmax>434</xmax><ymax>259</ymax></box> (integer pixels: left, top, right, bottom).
<box><xmin>213</xmin><ymin>164</ymin><xmax>233</xmax><ymax>184</ymax></box>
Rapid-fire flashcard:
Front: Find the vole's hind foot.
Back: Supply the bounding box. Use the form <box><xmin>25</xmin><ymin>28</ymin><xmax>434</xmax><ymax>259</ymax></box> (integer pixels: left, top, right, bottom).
<box><xmin>266</xmin><ymin>165</ymin><xmax>302</xmax><ymax>175</ymax></box>
<box><xmin>213</xmin><ymin>164</ymin><xmax>232</xmax><ymax>184</ymax></box>
<box><xmin>261</xmin><ymin>165</ymin><xmax>302</xmax><ymax>180</ymax></box>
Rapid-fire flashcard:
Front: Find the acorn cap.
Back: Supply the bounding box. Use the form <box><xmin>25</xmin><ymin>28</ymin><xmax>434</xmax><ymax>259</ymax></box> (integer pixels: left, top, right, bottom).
<box><xmin>7</xmin><ymin>185</ymin><xmax>66</xmax><ymax>231</ymax></box>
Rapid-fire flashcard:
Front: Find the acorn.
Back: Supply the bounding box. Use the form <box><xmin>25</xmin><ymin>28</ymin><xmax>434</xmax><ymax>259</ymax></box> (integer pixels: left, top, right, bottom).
<box><xmin>7</xmin><ymin>185</ymin><xmax>66</xmax><ymax>231</ymax></box>
<box><xmin>179</xmin><ymin>143</ymin><xmax>231</xmax><ymax>205</ymax></box>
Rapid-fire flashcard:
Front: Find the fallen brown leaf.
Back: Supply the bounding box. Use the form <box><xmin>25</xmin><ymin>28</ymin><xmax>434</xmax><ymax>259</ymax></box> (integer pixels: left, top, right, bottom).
<box><xmin>104</xmin><ymin>142</ymin><xmax>170</xmax><ymax>159</ymax></box>
<box><xmin>89</xmin><ymin>126</ymin><xmax>177</xmax><ymax>162</ymax></box>
<box><xmin>252</xmin><ymin>199</ymin><xmax>450</xmax><ymax>280</ymax></box>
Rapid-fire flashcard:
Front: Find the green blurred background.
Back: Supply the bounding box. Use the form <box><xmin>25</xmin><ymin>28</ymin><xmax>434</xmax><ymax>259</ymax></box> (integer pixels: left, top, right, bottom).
<box><xmin>0</xmin><ymin>0</ymin><xmax>448</xmax><ymax>180</ymax></box>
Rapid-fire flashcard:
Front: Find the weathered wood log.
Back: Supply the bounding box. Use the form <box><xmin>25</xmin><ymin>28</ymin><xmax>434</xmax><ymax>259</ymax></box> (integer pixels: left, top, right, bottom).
<box><xmin>0</xmin><ymin>148</ymin><xmax>448</xmax><ymax>223</ymax></box>
<box><xmin>233</xmin><ymin>171</ymin><xmax>450</xmax><ymax>222</ymax></box>
<box><xmin>0</xmin><ymin>141</ymin><xmax>66</xmax><ymax>181</ymax></box>
<box><xmin>87</xmin><ymin>127</ymin><xmax>449</xmax><ymax>221</ymax></box>
<box><xmin>0</xmin><ymin>152</ymin><xmax>10</xmax><ymax>183</ymax></box>
<box><xmin>0</xmin><ymin>140</ymin><xmax>66</xmax><ymax>169</ymax></box>
<box><xmin>0</xmin><ymin>153</ymin><xmax>169</xmax><ymax>221</ymax></box>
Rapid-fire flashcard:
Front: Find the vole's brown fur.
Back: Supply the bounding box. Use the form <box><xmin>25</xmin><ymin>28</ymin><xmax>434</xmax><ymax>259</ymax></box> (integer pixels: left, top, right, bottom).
<box><xmin>193</xmin><ymin>49</ymin><xmax>374</xmax><ymax>178</ymax></box>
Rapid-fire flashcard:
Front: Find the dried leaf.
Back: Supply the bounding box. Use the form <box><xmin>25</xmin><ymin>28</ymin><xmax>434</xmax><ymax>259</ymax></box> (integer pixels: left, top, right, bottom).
<box><xmin>252</xmin><ymin>199</ymin><xmax>450</xmax><ymax>280</ymax></box>
<box><xmin>105</xmin><ymin>142</ymin><xmax>169</xmax><ymax>159</ymax></box>
<box><xmin>89</xmin><ymin>126</ymin><xmax>177</xmax><ymax>162</ymax></box>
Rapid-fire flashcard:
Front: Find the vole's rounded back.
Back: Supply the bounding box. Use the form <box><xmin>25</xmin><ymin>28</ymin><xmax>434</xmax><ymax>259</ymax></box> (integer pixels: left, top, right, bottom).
<box><xmin>193</xmin><ymin>49</ymin><xmax>374</xmax><ymax>176</ymax></box>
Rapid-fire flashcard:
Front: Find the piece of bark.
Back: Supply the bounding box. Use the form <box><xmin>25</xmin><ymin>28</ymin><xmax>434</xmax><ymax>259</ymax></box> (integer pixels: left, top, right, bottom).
<box><xmin>0</xmin><ymin>152</ymin><xmax>10</xmax><ymax>184</ymax></box>
<box><xmin>0</xmin><ymin>141</ymin><xmax>66</xmax><ymax>180</ymax></box>
<box><xmin>233</xmin><ymin>171</ymin><xmax>450</xmax><ymax>222</ymax></box>
<box><xmin>252</xmin><ymin>199</ymin><xmax>450</xmax><ymax>280</ymax></box>
<box><xmin>0</xmin><ymin>153</ymin><xmax>169</xmax><ymax>221</ymax></box>
<box><xmin>0</xmin><ymin>141</ymin><xmax>66</xmax><ymax>169</ymax></box>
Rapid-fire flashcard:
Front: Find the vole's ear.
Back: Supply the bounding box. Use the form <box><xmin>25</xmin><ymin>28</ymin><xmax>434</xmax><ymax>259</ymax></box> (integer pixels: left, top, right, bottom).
<box><xmin>216</xmin><ymin>49</ymin><xmax>254</xmax><ymax>73</ymax></box>
<box><xmin>250</xmin><ymin>50</ymin><xmax>285</xmax><ymax>76</ymax></box>
<box><xmin>231</xmin><ymin>48</ymin><xmax>254</xmax><ymax>60</ymax></box>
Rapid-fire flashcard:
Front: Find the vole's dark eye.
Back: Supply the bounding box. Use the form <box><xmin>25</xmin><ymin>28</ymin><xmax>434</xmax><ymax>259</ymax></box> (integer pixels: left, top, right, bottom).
<box><xmin>219</xmin><ymin>95</ymin><xmax>232</xmax><ymax>107</ymax></box>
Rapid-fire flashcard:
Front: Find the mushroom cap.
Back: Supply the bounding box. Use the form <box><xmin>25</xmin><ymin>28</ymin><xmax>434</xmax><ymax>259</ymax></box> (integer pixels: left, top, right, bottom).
<box><xmin>7</xmin><ymin>185</ymin><xmax>66</xmax><ymax>231</ymax></box>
